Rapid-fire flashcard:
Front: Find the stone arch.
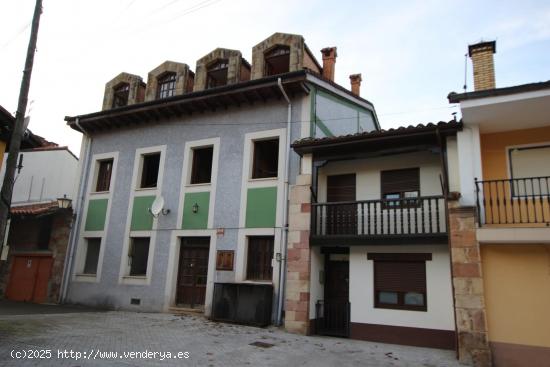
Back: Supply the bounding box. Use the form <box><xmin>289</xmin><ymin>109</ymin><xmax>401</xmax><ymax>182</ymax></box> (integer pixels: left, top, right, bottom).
<box><xmin>144</xmin><ymin>61</ymin><xmax>194</xmax><ymax>101</ymax></box>
<box><xmin>193</xmin><ymin>48</ymin><xmax>250</xmax><ymax>91</ymax></box>
<box><xmin>102</xmin><ymin>72</ymin><xmax>145</xmax><ymax>110</ymax></box>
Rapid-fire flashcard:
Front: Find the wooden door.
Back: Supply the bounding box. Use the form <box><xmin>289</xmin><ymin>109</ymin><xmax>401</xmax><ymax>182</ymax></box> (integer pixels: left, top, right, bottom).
<box><xmin>176</xmin><ymin>238</ymin><xmax>210</xmax><ymax>308</ymax></box>
<box><xmin>320</xmin><ymin>253</ymin><xmax>350</xmax><ymax>337</ymax></box>
<box><xmin>6</xmin><ymin>255</ymin><xmax>53</xmax><ymax>303</ymax></box>
<box><xmin>326</xmin><ymin>174</ymin><xmax>357</xmax><ymax>235</ymax></box>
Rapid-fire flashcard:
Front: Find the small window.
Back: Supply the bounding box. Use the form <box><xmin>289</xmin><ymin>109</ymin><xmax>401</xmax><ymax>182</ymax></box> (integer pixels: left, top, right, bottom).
<box><xmin>190</xmin><ymin>146</ymin><xmax>213</xmax><ymax>184</ymax></box>
<box><xmin>83</xmin><ymin>238</ymin><xmax>101</xmax><ymax>275</ymax></box>
<box><xmin>264</xmin><ymin>45</ymin><xmax>290</xmax><ymax>76</ymax></box>
<box><xmin>95</xmin><ymin>159</ymin><xmax>113</xmax><ymax>192</ymax></box>
<box><xmin>129</xmin><ymin>237</ymin><xmax>150</xmax><ymax>276</ymax></box>
<box><xmin>368</xmin><ymin>253</ymin><xmax>430</xmax><ymax>311</ymax></box>
<box><xmin>157</xmin><ymin>72</ymin><xmax>177</xmax><ymax>99</ymax></box>
<box><xmin>252</xmin><ymin>138</ymin><xmax>279</xmax><ymax>179</ymax></box>
<box><xmin>206</xmin><ymin>59</ymin><xmax>229</xmax><ymax>89</ymax></box>
<box><xmin>140</xmin><ymin>153</ymin><xmax>161</xmax><ymax>189</ymax></box>
<box><xmin>112</xmin><ymin>83</ymin><xmax>130</xmax><ymax>108</ymax></box>
<box><xmin>246</xmin><ymin>236</ymin><xmax>274</xmax><ymax>281</ymax></box>
<box><xmin>381</xmin><ymin>168</ymin><xmax>420</xmax><ymax>208</ymax></box>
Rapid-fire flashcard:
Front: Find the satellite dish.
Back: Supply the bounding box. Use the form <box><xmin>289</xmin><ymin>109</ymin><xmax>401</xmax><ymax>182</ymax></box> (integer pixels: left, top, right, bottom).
<box><xmin>150</xmin><ymin>196</ymin><xmax>165</xmax><ymax>218</ymax></box>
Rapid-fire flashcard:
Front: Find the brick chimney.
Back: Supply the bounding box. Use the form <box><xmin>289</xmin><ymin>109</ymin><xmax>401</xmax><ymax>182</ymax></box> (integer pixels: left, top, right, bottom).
<box><xmin>468</xmin><ymin>40</ymin><xmax>496</xmax><ymax>91</ymax></box>
<box><xmin>321</xmin><ymin>47</ymin><xmax>337</xmax><ymax>81</ymax></box>
<box><xmin>349</xmin><ymin>73</ymin><xmax>362</xmax><ymax>96</ymax></box>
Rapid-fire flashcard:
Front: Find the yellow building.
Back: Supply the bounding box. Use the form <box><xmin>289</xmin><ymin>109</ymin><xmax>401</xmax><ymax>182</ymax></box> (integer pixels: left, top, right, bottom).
<box><xmin>0</xmin><ymin>105</ymin><xmax>13</xmax><ymax>168</ymax></box>
<box><xmin>450</xmin><ymin>41</ymin><xmax>550</xmax><ymax>367</ymax></box>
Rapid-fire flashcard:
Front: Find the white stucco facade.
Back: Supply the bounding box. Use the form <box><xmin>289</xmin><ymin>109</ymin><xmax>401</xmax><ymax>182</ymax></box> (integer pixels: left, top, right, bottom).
<box><xmin>0</xmin><ymin>148</ymin><xmax>78</xmax><ymax>205</ymax></box>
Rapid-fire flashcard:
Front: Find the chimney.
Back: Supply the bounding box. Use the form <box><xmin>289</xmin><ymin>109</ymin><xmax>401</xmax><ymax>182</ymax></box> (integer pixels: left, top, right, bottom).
<box><xmin>321</xmin><ymin>47</ymin><xmax>337</xmax><ymax>81</ymax></box>
<box><xmin>349</xmin><ymin>73</ymin><xmax>362</xmax><ymax>96</ymax></box>
<box><xmin>468</xmin><ymin>40</ymin><xmax>496</xmax><ymax>91</ymax></box>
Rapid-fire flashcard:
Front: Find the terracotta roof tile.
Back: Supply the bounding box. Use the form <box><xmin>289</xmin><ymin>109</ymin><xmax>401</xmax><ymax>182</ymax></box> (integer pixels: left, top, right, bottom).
<box><xmin>11</xmin><ymin>201</ymin><xmax>60</xmax><ymax>216</ymax></box>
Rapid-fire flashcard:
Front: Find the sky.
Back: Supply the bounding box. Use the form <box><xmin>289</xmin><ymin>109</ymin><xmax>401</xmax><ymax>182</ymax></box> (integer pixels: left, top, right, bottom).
<box><xmin>1</xmin><ymin>0</ymin><xmax>549</xmax><ymax>155</ymax></box>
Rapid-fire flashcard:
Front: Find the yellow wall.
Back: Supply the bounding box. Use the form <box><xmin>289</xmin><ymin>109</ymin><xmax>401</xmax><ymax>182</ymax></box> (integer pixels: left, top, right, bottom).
<box><xmin>0</xmin><ymin>140</ymin><xmax>5</xmax><ymax>170</ymax></box>
<box><xmin>481</xmin><ymin>244</ymin><xmax>550</xmax><ymax>348</ymax></box>
<box><xmin>480</xmin><ymin>126</ymin><xmax>550</xmax><ymax>181</ymax></box>
<box><xmin>480</xmin><ymin>126</ymin><xmax>550</xmax><ymax>226</ymax></box>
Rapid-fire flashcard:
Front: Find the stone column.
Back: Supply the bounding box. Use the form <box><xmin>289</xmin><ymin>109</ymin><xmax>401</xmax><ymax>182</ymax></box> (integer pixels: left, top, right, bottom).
<box><xmin>284</xmin><ymin>173</ymin><xmax>312</xmax><ymax>334</ymax></box>
<box><xmin>448</xmin><ymin>200</ymin><xmax>492</xmax><ymax>367</ymax></box>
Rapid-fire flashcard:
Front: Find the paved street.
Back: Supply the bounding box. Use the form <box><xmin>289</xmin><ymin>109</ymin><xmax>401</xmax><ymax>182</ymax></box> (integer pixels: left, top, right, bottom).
<box><xmin>0</xmin><ymin>305</ymin><xmax>462</xmax><ymax>366</ymax></box>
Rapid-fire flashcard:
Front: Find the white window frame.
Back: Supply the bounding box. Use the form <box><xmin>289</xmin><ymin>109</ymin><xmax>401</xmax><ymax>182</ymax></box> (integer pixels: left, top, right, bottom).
<box><xmin>119</xmin><ymin>145</ymin><xmax>166</xmax><ymax>285</ymax></box>
<box><xmin>73</xmin><ymin>152</ymin><xmax>119</xmax><ymax>283</ymax></box>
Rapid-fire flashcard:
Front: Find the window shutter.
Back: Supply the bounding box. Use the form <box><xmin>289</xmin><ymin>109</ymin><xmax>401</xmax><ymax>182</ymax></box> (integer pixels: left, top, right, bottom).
<box><xmin>374</xmin><ymin>261</ymin><xmax>426</xmax><ymax>293</ymax></box>
<box><xmin>381</xmin><ymin>168</ymin><xmax>420</xmax><ymax>194</ymax></box>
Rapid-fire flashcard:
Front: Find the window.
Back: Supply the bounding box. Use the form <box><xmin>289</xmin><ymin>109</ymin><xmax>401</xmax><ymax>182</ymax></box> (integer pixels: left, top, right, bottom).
<box><xmin>246</xmin><ymin>236</ymin><xmax>274</xmax><ymax>281</ymax></box>
<box><xmin>381</xmin><ymin>168</ymin><xmax>420</xmax><ymax>207</ymax></box>
<box><xmin>368</xmin><ymin>253</ymin><xmax>431</xmax><ymax>311</ymax></box>
<box><xmin>190</xmin><ymin>146</ymin><xmax>213</xmax><ymax>184</ymax></box>
<box><xmin>509</xmin><ymin>145</ymin><xmax>550</xmax><ymax>197</ymax></box>
<box><xmin>252</xmin><ymin>138</ymin><xmax>279</xmax><ymax>179</ymax></box>
<box><xmin>140</xmin><ymin>153</ymin><xmax>161</xmax><ymax>189</ymax></box>
<box><xmin>112</xmin><ymin>83</ymin><xmax>130</xmax><ymax>108</ymax></box>
<box><xmin>128</xmin><ymin>237</ymin><xmax>150</xmax><ymax>276</ymax></box>
<box><xmin>206</xmin><ymin>59</ymin><xmax>229</xmax><ymax>89</ymax></box>
<box><xmin>83</xmin><ymin>238</ymin><xmax>101</xmax><ymax>275</ymax></box>
<box><xmin>95</xmin><ymin>159</ymin><xmax>113</xmax><ymax>192</ymax></box>
<box><xmin>265</xmin><ymin>45</ymin><xmax>290</xmax><ymax>76</ymax></box>
<box><xmin>157</xmin><ymin>72</ymin><xmax>177</xmax><ymax>99</ymax></box>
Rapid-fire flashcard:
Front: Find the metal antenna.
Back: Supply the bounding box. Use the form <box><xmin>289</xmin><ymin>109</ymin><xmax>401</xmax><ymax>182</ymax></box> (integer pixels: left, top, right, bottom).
<box><xmin>463</xmin><ymin>53</ymin><xmax>468</xmax><ymax>92</ymax></box>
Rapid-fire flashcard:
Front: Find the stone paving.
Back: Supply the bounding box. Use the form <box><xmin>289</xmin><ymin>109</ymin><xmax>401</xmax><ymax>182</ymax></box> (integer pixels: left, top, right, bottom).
<box><xmin>0</xmin><ymin>310</ymin><xmax>463</xmax><ymax>366</ymax></box>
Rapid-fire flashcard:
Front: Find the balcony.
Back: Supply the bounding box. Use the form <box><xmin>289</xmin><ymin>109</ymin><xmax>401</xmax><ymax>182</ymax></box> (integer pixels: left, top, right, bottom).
<box><xmin>310</xmin><ymin>196</ymin><xmax>447</xmax><ymax>245</ymax></box>
<box><xmin>475</xmin><ymin>176</ymin><xmax>550</xmax><ymax>226</ymax></box>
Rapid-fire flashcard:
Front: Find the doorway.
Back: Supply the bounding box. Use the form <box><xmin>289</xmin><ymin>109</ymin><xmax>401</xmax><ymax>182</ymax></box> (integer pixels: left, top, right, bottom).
<box><xmin>6</xmin><ymin>255</ymin><xmax>53</xmax><ymax>303</ymax></box>
<box><xmin>316</xmin><ymin>247</ymin><xmax>350</xmax><ymax>337</ymax></box>
<box><xmin>176</xmin><ymin>237</ymin><xmax>210</xmax><ymax>309</ymax></box>
<box><xmin>326</xmin><ymin>174</ymin><xmax>357</xmax><ymax>235</ymax></box>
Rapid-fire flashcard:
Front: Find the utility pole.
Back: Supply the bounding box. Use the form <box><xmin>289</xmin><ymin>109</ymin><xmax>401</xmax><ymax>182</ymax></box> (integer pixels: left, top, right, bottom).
<box><xmin>0</xmin><ymin>0</ymin><xmax>43</xmax><ymax>249</ymax></box>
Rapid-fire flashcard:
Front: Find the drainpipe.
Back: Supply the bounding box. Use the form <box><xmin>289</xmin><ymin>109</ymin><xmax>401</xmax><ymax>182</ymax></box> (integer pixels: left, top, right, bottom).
<box><xmin>276</xmin><ymin>78</ymin><xmax>291</xmax><ymax>326</ymax></box>
<box><xmin>60</xmin><ymin>118</ymin><xmax>92</xmax><ymax>303</ymax></box>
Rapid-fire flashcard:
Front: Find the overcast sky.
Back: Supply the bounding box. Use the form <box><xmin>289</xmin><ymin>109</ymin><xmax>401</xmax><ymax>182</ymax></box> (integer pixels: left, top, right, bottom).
<box><xmin>1</xmin><ymin>0</ymin><xmax>549</xmax><ymax>155</ymax></box>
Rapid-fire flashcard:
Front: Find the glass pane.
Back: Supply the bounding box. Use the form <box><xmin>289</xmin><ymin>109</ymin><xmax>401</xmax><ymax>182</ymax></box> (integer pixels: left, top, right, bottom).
<box><xmin>404</xmin><ymin>191</ymin><xmax>418</xmax><ymax>198</ymax></box>
<box><xmin>378</xmin><ymin>291</ymin><xmax>398</xmax><ymax>304</ymax></box>
<box><xmin>404</xmin><ymin>292</ymin><xmax>425</xmax><ymax>306</ymax></box>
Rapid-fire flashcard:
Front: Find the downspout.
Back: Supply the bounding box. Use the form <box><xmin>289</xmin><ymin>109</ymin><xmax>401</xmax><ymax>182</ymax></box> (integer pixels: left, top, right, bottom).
<box><xmin>276</xmin><ymin>78</ymin><xmax>291</xmax><ymax>326</ymax></box>
<box><xmin>60</xmin><ymin>118</ymin><xmax>92</xmax><ymax>303</ymax></box>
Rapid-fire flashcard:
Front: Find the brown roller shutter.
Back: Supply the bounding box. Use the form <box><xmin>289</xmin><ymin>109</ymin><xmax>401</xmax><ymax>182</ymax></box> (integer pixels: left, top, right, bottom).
<box><xmin>381</xmin><ymin>168</ymin><xmax>420</xmax><ymax>194</ymax></box>
<box><xmin>374</xmin><ymin>261</ymin><xmax>426</xmax><ymax>293</ymax></box>
<box><xmin>327</xmin><ymin>174</ymin><xmax>356</xmax><ymax>202</ymax></box>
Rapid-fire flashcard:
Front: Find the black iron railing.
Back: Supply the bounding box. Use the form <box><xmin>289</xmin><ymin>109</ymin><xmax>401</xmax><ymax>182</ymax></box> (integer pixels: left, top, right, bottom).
<box><xmin>311</xmin><ymin>196</ymin><xmax>446</xmax><ymax>237</ymax></box>
<box><xmin>315</xmin><ymin>300</ymin><xmax>350</xmax><ymax>337</ymax></box>
<box><xmin>475</xmin><ymin>176</ymin><xmax>550</xmax><ymax>226</ymax></box>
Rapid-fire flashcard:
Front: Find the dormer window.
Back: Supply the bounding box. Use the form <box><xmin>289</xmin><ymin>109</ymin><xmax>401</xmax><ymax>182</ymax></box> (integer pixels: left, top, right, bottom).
<box><xmin>157</xmin><ymin>72</ymin><xmax>177</xmax><ymax>99</ymax></box>
<box><xmin>112</xmin><ymin>83</ymin><xmax>130</xmax><ymax>108</ymax></box>
<box><xmin>206</xmin><ymin>59</ymin><xmax>229</xmax><ymax>89</ymax></box>
<box><xmin>265</xmin><ymin>45</ymin><xmax>290</xmax><ymax>76</ymax></box>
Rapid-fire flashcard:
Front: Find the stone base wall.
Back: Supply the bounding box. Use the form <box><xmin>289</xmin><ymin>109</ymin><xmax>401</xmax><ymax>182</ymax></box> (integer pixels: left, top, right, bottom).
<box><xmin>448</xmin><ymin>200</ymin><xmax>492</xmax><ymax>367</ymax></box>
<box><xmin>284</xmin><ymin>174</ymin><xmax>312</xmax><ymax>335</ymax></box>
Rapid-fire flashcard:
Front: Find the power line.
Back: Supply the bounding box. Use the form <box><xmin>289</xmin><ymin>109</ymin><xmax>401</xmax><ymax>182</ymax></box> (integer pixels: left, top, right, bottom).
<box><xmin>0</xmin><ymin>21</ymin><xmax>31</xmax><ymax>50</ymax></box>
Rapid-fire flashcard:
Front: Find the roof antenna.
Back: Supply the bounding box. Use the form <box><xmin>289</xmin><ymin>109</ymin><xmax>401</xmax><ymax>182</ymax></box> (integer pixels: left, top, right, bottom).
<box><xmin>463</xmin><ymin>53</ymin><xmax>468</xmax><ymax>92</ymax></box>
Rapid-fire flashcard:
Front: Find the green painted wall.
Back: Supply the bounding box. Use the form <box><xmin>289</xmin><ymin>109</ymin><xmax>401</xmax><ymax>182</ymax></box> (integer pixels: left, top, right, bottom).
<box><xmin>245</xmin><ymin>187</ymin><xmax>277</xmax><ymax>228</ymax></box>
<box><xmin>131</xmin><ymin>195</ymin><xmax>156</xmax><ymax>231</ymax></box>
<box><xmin>182</xmin><ymin>191</ymin><xmax>210</xmax><ymax>229</ymax></box>
<box><xmin>85</xmin><ymin>199</ymin><xmax>108</xmax><ymax>231</ymax></box>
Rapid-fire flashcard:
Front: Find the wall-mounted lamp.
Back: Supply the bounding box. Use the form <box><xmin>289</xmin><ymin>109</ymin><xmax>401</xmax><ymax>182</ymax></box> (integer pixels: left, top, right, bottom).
<box><xmin>192</xmin><ymin>203</ymin><xmax>199</xmax><ymax>213</ymax></box>
<box><xmin>57</xmin><ymin>194</ymin><xmax>72</xmax><ymax>209</ymax></box>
